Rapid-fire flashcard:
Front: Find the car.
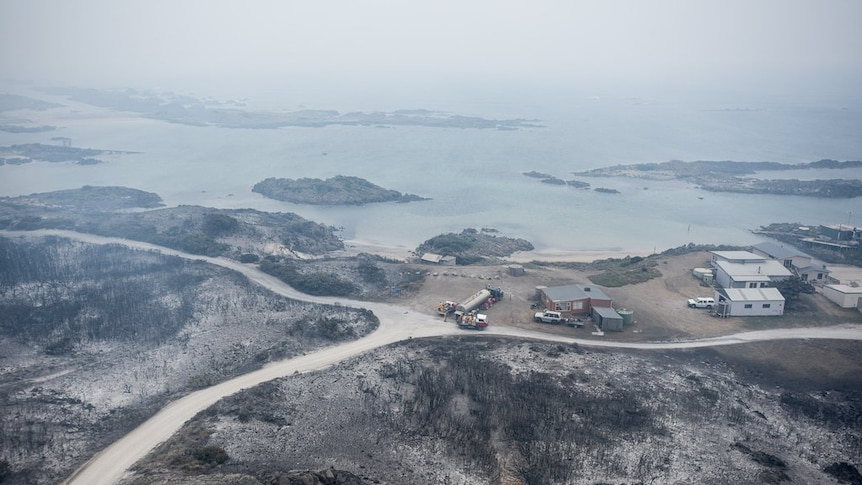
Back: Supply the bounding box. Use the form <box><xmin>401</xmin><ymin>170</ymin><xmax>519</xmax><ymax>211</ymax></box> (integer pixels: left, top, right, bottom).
<box><xmin>687</xmin><ymin>297</ymin><xmax>715</xmax><ymax>309</ymax></box>
<box><xmin>534</xmin><ymin>310</ymin><xmax>564</xmax><ymax>324</ymax></box>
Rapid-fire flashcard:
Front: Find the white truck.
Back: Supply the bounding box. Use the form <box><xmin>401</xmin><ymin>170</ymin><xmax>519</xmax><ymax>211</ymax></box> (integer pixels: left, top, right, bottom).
<box><xmin>534</xmin><ymin>310</ymin><xmax>564</xmax><ymax>324</ymax></box>
<box><xmin>687</xmin><ymin>297</ymin><xmax>715</xmax><ymax>309</ymax></box>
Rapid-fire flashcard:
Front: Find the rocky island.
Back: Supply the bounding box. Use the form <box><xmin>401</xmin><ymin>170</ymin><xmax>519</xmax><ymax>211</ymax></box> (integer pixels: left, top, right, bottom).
<box><xmin>574</xmin><ymin>159</ymin><xmax>862</xmax><ymax>198</ymax></box>
<box><xmin>252</xmin><ymin>175</ymin><xmax>430</xmax><ymax>205</ymax></box>
<box><xmin>0</xmin><ymin>142</ymin><xmax>137</xmax><ymax>165</ymax></box>
<box><xmin>522</xmin><ymin>170</ymin><xmax>591</xmax><ymax>188</ymax></box>
<box><xmin>416</xmin><ymin>227</ymin><xmax>534</xmax><ymax>264</ymax></box>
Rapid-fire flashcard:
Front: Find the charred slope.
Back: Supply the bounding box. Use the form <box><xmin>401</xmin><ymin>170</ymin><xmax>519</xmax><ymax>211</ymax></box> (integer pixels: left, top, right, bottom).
<box><xmin>128</xmin><ymin>338</ymin><xmax>862</xmax><ymax>485</ymax></box>
<box><xmin>0</xmin><ymin>236</ymin><xmax>377</xmax><ymax>485</ymax></box>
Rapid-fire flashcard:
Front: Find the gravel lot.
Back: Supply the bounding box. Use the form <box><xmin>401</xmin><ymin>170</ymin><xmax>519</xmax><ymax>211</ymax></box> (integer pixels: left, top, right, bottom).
<box><xmin>399</xmin><ymin>251</ymin><xmax>753</xmax><ymax>341</ymax></box>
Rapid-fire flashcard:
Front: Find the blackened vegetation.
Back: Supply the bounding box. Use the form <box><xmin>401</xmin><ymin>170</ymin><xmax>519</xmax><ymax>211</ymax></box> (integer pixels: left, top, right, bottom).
<box><xmin>260</xmin><ymin>252</ymin><xmax>423</xmax><ymax>300</ymax></box>
<box><xmin>824</xmin><ymin>462</ymin><xmax>862</xmax><ymax>485</ymax></box>
<box><xmin>0</xmin><ymin>189</ymin><xmax>345</xmax><ymax>257</ymax></box>
<box><xmin>0</xmin><ymin>237</ymin><xmax>198</xmax><ymax>346</ymax></box>
<box><xmin>391</xmin><ymin>343</ymin><xmax>656</xmax><ymax>484</ymax></box>
<box><xmin>0</xmin><ymin>236</ymin><xmax>378</xmax><ymax>484</ymax></box>
<box><xmin>260</xmin><ymin>256</ymin><xmax>357</xmax><ymax>297</ymax></box>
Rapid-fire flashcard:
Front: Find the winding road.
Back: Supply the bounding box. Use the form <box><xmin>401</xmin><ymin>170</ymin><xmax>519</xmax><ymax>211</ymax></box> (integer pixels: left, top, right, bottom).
<box><xmin>4</xmin><ymin>230</ymin><xmax>860</xmax><ymax>485</ymax></box>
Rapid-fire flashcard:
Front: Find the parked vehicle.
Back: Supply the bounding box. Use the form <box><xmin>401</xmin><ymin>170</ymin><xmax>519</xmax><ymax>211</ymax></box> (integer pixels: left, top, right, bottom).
<box><xmin>438</xmin><ymin>287</ymin><xmax>501</xmax><ymax>329</ymax></box>
<box><xmin>687</xmin><ymin>297</ymin><xmax>715</xmax><ymax>309</ymax></box>
<box><xmin>454</xmin><ymin>310</ymin><xmax>488</xmax><ymax>329</ymax></box>
<box><xmin>534</xmin><ymin>310</ymin><xmax>564</xmax><ymax>324</ymax></box>
<box><xmin>436</xmin><ymin>300</ymin><xmax>458</xmax><ymax>315</ymax></box>
<box><xmin>456</xmin><ymin>289</ymin><xmax>492</xmax><ymax>313</ymax></box>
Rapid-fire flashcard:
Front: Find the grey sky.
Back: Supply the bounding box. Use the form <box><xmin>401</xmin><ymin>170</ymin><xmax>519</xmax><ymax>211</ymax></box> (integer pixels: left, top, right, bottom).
<box><xmin>2</xmin><ymin>0</ymin><xmax>861</xmax><ymax>96</ymax></box>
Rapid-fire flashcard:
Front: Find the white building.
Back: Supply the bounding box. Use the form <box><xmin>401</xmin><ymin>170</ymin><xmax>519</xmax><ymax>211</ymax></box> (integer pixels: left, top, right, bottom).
<box><xmin>750</xmin><ymin>241</ymin><xmax>830</xmax><ymax>283</ymax></box>
<box><xmin>714</xmin><ymin>287</ymin><xmax>785</xmax><ymax>317</ymax></box>
<box><xmin>821</xmin><ymin>284</ymin><xmax>862</xmax><ymax>309</ymax></box>
<box><xmin>712</xmin><ymin>259</ymin><xmax>793</xmax><ymax>289</ymax></box>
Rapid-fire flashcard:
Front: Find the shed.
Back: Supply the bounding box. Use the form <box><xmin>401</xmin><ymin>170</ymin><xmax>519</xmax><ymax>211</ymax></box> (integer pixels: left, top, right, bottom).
<box><xmin>420</xmin><ymin>252</ymin><xmax>456</xmax><ymax>266</ymax></box>
<box><xmin>592</xmin><ymin>306</ymin><xmax>623</xmax><ymax>331</ymax></box>
<box><xmin>507</xmin><ymin>264</ymin><xmax>525</xmax><ymax>276</ymax></box>
<box><xmin>821</xmin><ymin>284</ymin><xmax>862</xmax><ymax>309</ymax></box>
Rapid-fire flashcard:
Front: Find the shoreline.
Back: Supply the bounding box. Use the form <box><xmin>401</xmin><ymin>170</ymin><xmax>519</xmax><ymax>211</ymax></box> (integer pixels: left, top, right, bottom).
<box><xmin>336</xmin><ymin>239</ymin><xmax>652</xmax><ymax>264</ymax></box>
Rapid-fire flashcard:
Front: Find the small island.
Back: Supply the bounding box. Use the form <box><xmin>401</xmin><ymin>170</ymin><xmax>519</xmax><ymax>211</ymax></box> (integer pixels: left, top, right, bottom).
<box><xmin>416</xmin><ymin>227</ymin><xmax>534</xmax><ymax>265</ymax></box>
<box><xmin>523</xmin><ymin>171</ymin><xmax>591</xmax><ymax>188</ymax></box>
<box><xmin>252</xmin><ymin>175</ymin><xmax>430</xmax><ymax>205</ymax></box>
<box><xmin>0</xmin><ymin>143</ymin><xmax>138</xmax><ymax>165</ymax></box>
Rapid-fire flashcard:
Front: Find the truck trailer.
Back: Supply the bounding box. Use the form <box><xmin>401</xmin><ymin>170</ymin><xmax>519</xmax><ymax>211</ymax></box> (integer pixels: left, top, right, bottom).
<box><xmin>456</xmin><ymin>289</ymin><xmax>492</xmax><ymax>313</ymax></box>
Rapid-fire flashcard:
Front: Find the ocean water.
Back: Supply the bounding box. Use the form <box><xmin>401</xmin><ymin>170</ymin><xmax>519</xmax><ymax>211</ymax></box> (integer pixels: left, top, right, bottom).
<box><xmin>1</xmin><ymin>85</ymin><xmax>861</xmax><ymax>257</ymax></box>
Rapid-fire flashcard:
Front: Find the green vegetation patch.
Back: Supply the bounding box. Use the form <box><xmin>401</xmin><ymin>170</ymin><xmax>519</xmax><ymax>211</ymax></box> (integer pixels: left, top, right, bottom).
<box><xmin>252</xmin><ymin>175</ymin><xmax>429</xmax><ymax>205</ymax></box>
<box><xmin>586</xmin><ymin>256</ymin><xmax>661</xmax><ymax>287</ymax></box>
<box><xmin>416</xmin><ymin>228</ymin><xmax>534</xmax><ymax>265</ymax></box>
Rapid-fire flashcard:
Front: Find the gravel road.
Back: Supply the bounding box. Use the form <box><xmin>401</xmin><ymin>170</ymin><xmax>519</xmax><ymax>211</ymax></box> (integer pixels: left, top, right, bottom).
<box><xmin>5</xmin><ymin>231</ymin><xmax>859</xmax><ymax>485</ymax></box>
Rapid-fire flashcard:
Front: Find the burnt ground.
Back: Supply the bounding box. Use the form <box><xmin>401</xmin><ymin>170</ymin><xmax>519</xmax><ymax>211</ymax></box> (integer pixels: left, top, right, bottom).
<box><xmin>126</xmin><ymin>338</ymin><xmax>862</xmax><ymax>485</ymax></box>
<box><xmin>121</xmin><ymin>252</ymin><xmax>862</xmax><ymax>485</ymax></box>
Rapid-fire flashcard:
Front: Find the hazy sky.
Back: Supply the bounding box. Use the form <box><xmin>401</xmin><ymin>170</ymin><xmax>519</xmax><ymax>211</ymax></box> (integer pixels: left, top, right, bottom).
<box><xmin>2</xmin><ymin>0</ymin><xmax>861</xmax><ymax>98</ymax></box>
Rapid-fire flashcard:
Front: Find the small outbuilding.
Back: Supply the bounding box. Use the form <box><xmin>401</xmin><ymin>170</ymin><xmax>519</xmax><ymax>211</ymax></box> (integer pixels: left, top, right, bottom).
<box><xmin>821</xmin><ymin>284</ymin><xmax>862</xmax><ymax>309</ymax></box>
<box><xmin>592</xmin><ymin>306</ymin><xmax>624</xmax><ymax>331</ymax></box>
<box><xmin>420</xmin><ymin>252</ymin><xmax>456</xmax><ymax>266</ymax></box>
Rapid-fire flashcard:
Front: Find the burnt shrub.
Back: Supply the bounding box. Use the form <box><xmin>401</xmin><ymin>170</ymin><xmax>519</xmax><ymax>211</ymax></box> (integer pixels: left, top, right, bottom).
<box><xmin>824</xmin><ymin>462</ymin><xmax>862</xmax><ymax>485</ymax></box>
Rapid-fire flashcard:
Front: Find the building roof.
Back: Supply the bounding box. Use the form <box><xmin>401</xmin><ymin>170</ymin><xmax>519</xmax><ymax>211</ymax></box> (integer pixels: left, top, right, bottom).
<box><xmin>420</xmin><ymin>252</ymin><xmax>443</xmax><ymax>263</ymax></box>
<box><xmin>542</xmin><ymin>284</ymin><xmax>609</xmax><ymax>302</ymax></box>
<box><xmin>824</xmin><ymin>284</ymin><xmax>862</xmax><ymax>295</ymax></box>
<box><xmin>714</xmin><ymin>260</ymin><xmax>793</xmax><ymax>279</ymax></box>
<box><xmin>795</xmin><ymin>260</ymin><xmax>830</xmax><ymax>274</ymax></box>
<box><xmin>711</xmin><ymin>250</ymin><xmax>766</xmax><ymax>263</ymax></box>
<box><xmin>718</xmin><ymin>287</ymin><xmax>785</xmax><ymax>302</ymax></box>
<box><xmin>592</xmin><ymin>306</ymin><xmax>622</xmax><ymax>319</ymax></box>
<box><xmin>751</xmin><ymin>241</ymin><xmax>810</xmax><ymax>260</ymax></box>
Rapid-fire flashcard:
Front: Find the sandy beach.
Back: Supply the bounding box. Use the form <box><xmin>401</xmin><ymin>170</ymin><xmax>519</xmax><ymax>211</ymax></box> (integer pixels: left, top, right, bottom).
<box><xmin>336</xmin><ymin>238</ymin><xmax>648</xmax><ymax>264</ymax></box>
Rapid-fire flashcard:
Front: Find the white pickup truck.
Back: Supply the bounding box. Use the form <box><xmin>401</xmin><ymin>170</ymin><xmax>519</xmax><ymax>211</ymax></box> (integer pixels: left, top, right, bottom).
<box><xmin>687</xmin><ymin>297</ymin><xmax>715</xmax><ymax>309</ymax></box>
<box><xmin>534</xmin><ymin>310</ymin><xmax>564</xmax><ymax>324</ymax></box>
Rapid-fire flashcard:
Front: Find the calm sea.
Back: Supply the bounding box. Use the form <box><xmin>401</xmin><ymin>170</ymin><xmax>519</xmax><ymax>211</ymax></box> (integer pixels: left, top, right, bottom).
<box><xmin>1</xmin><ymin>84</ymin><xmax>861</xmax><ymax>257</ymax></box>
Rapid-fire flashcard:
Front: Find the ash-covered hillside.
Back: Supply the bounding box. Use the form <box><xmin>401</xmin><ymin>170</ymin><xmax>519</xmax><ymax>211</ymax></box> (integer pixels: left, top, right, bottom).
<box><xmin>127</xmin><ymin>338</ymin><xmax>862</xmax><ymax>485</ymax></box>
<box><xmin>0</xmin><ymin>236</ymin><xmax>377</xmax><ymax>485</ymax></box>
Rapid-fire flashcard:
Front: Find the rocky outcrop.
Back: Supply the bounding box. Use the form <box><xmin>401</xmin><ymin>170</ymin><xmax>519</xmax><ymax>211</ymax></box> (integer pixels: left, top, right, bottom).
<box><xmin>252</xmin><ymin>176</ymin><xmax>429</xmax><ymax>205</ymax></box>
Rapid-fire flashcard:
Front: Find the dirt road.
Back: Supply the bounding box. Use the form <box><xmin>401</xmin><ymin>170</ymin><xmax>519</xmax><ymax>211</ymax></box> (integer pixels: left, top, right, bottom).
<box><xmin>5</xmin><ymin>231</ymin><xmax>859</xmax><ymax>485</ymax></box>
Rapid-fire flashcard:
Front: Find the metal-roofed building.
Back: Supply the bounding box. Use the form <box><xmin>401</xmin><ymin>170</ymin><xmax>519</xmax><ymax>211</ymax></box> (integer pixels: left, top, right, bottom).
<box><xmin>710</xmin><ymin>251</ymin><xmax>766</xmax><ymax>265</ymax></box>
<box><xmin>538</xmin><ymin>284</ymin><xmax>611</xmax><ymax>316</ymax></box>
<box><xmin>712</xmin><ymin>260</ymin><xmax>793</xmax><ymax>289</ymax></box>
<box><xmin>592</xmin><ymin>306</ymin><xmax>624</xmax><ymax>331</ymax></box>
<box><xmin>750</xmin><ymin>241</ymin><xmax>811</xmax><ymax>269</ymax></box>
<box><xmin>750</xmin><ymin>241</ymin><xmax>830</xmax><ymax>283</ymax></box>
<box><xmin>420</xmin><ymin>252</ymin><xmax>456</xmax><ymax>265</ymax></box>
<box><xmin>715</xmin><ymin>287</ymin><xmax>785</xmax><ymax>317</ymax></box>
<box><xmin>821</xmin><ymin>284</ymin><xmax>862</xmax><ymax>309</ymax></box>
